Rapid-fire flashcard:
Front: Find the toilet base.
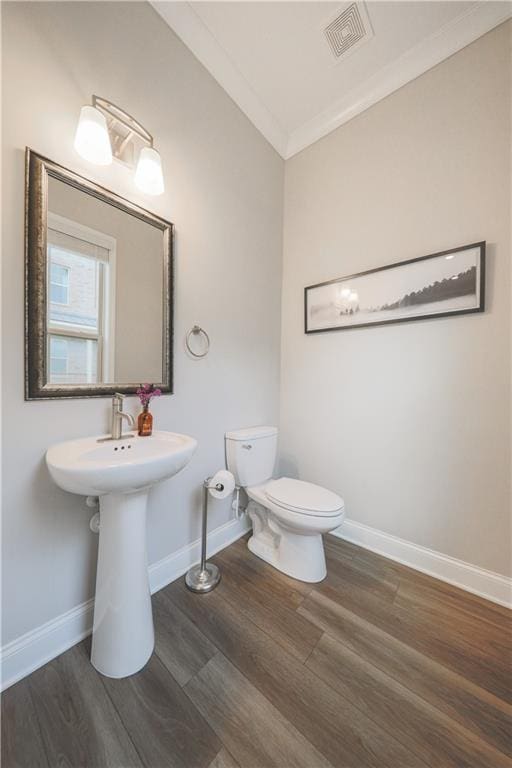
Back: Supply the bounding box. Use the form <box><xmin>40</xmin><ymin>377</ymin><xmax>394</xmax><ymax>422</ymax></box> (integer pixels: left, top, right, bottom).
<box><xmin>246</xmin><ymin>503</ymin><xmax>327</xmax><ymax>583</ymax></box>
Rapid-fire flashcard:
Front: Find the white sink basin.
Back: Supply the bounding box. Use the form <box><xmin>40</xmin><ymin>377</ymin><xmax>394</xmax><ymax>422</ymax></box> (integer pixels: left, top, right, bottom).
<box><xmin>46</xmin><ymin>430</ymin><xmax>197</xmax><ymax>679</ymax></box>
<box><xmin>46</xmin><ymin>431</ymin><xmax>197</xmax><ymax>496</ymax></box>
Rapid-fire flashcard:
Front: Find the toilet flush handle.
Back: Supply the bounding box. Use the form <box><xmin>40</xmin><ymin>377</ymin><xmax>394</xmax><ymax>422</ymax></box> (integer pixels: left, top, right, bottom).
<box><xmin>242</xmin><ymin>444</ymin><xmax>252</xmax><ymax>450</ymax></box>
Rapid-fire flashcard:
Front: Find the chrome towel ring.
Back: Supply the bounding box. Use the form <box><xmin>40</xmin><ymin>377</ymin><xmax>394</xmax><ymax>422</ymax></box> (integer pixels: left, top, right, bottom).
<box><xmin>186</xmin><ymin>325</ymin><xmax>210</xmax><ymax>358</ymax></box>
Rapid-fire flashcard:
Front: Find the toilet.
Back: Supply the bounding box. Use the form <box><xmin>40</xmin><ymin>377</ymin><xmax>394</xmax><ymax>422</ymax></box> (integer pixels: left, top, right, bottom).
<box><xmin>225</xmin><ymin>426</ymin><xmax>345</xmax><ymax>582</ymax></box>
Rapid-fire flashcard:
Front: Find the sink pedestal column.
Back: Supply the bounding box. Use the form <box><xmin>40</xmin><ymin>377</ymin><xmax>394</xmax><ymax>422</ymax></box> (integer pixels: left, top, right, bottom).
<box><xmin>91</xmin><ymin>489</ymin><xmax>154</xmax><ymax>678</ymax></box>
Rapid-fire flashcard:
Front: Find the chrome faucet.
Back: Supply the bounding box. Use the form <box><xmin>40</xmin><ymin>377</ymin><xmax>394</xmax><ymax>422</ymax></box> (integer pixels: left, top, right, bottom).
<box><xmin>111</xmin><ymin>393</ymin><xmax>135</xmax><ymax>440</ymax></box>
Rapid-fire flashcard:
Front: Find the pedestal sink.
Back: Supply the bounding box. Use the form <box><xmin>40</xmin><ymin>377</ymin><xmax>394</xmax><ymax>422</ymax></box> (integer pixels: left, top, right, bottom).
<box><xmin>46</xmin><ymin>431</ymin><xmax>197</xmax><ymax>678</ymax></box>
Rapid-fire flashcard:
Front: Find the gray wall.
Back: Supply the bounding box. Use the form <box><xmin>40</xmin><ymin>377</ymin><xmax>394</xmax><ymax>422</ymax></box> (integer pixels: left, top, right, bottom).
<box><xmin>3</xmin><ymin>3</ymin><xmax>510</xmax><ymax>655</ymax></box>
<box><xmin>280</xmin><ymin>22</ymin><xmax>511</xmax><ymax>576</ymax></box>
<box><xmin>2</xmin><ymin>2</ymin><xmax>283</xmax><ymax>645</ymax></box>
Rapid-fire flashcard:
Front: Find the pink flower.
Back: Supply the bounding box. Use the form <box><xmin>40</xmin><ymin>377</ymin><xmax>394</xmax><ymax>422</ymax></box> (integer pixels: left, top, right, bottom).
<box><xmin>137</xmin><ymin>383</ymin><xmax>162</xmax><ymax>407</ymax></box>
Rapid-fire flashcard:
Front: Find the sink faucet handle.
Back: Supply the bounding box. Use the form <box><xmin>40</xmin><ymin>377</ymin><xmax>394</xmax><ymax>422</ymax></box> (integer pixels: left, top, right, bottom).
<box><xmin>110</xmin><ymin>393</ymin><xmax>134</xmax><ymax>439</ymax></box>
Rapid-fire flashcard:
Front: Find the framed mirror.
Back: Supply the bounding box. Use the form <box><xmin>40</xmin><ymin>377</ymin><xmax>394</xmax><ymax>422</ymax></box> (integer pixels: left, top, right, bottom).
<box><xmin>25</xmin><ymin>149</ymin><xmax>173</xmax><ymax>399</ymax></box>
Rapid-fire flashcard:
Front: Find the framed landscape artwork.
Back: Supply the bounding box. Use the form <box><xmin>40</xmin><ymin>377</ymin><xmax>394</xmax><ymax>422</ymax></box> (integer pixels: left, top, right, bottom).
<box><xmin>304</xmin><ymin>242</ymin><xmax>485</xmax><ymax>334</ymax></box>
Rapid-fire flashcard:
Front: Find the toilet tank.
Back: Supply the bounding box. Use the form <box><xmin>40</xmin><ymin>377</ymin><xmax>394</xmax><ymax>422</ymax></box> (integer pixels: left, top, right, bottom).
<box><xmin>225</xmin><ymin>426</ymin><xmax>278</xmax><ymax>487</ymax></box>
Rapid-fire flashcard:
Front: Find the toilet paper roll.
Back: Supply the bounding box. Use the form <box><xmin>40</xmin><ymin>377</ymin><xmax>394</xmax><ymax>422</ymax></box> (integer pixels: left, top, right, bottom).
<box><xmin>208</xmin><ymin>470</ymin><xmax>235</xmax><ymax>499</ymax></box>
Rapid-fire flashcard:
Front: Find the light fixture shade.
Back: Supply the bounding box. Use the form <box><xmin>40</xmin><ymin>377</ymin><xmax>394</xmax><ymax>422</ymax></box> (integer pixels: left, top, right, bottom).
<box><xmin>74</xmin><ymin>105</ymin><xmax>112</xmax><ymax>166</ymax></box>
<box><xmin>134</xmin><ymin>147</ymin><xmax>165</xmax><ymax>195</ymax></box>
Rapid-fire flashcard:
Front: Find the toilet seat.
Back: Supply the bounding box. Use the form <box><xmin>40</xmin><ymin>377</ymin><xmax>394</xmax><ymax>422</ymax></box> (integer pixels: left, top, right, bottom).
<box><xmin>265</xmin><ymin>477</ymin><xmax>343</xmax><ymax>517</ymax></box>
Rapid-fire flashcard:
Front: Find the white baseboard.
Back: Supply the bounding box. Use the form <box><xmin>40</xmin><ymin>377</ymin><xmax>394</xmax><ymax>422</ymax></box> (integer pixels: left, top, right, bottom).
<box><xmin>0</xmin><ymin>598</ymin><xmax>96</xmax><ymax>694</ymax></box>
<box><xmin>148</xmin><ymin>514</ymin><xmax>250</xmax><ymax>594</ymax></box>
<box><xmin>331</xmin><ymin>519</ymin><xmax>512</xmax><ymax>609</ymax></box>
<box><xmin>5</xmin><ymin>514</ymin><xmax>507</xmax><ymax>692</ymax></box>
<box><xmin>1</xmin><ymin>515</ymin><xmax>251</xmax><ymax>692</ymax></box>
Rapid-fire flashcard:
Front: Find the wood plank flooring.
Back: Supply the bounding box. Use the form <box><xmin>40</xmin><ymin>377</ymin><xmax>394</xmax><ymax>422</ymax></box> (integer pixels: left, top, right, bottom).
<box><xmin>2</xmin><ymin>534</ymin><xmax>511</xmax><ymax>768</ymax></box>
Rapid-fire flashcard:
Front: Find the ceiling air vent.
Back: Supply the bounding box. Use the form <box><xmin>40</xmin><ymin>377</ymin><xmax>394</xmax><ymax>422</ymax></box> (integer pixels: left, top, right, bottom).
<box><xmin>324</xmin><ymin>3</ymin><xmax>373</xmax><ymax>61</ymax></box>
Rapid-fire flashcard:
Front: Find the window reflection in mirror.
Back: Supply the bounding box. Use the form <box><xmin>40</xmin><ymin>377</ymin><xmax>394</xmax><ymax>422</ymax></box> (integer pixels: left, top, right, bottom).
<box><xmin>47</xmin><ymin>216</ymin><xmax>110</xmax><ymax>384</ymax></box>
<box><xmin>46</xmin><ymin>177</ymin><xmax>165</xmax><ymax>387</ymax></box>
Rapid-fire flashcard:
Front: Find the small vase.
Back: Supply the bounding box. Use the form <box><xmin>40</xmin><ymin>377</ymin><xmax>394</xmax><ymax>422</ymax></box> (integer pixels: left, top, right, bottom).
<box><xmin>138</xmin><ymin>405</ymin><xmax>153</xmax><ymax>437</ymax></box>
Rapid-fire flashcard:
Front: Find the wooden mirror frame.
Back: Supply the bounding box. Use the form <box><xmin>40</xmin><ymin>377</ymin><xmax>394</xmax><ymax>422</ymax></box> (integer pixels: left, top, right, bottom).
<box><xmin>25</xmin><ymin>149</ymin><xmax>173</xmax><ymax>400</ymax></box>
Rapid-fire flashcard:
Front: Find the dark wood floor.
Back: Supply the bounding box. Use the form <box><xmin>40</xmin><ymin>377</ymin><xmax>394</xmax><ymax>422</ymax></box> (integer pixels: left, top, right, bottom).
<box><xmin>2</xmin><ymin>534</ymin><xmax>511</xmax><ymax>768</ymax></box>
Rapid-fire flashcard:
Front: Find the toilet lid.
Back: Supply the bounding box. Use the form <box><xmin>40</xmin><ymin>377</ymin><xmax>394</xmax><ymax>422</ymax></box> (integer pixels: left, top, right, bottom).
<box><xmin>266</xmin><ymin>477</ymin><xmax>343</xmax><ymax>516</ymax></box>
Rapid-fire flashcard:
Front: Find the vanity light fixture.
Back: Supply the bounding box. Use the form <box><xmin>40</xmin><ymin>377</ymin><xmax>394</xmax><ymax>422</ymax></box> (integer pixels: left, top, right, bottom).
<box><xmin>134</xmin><ymin>147</ymin><xmax>165</xmax><ymax>196</ymax></box>
<box><xmin>74</xmin><ymin>95</ymin><xmax>165</xmax><ymax>195</ymax></box>
<box><xmin>74</xmin><ymin>105</ymin><xmax>112</xmax><ymax>166</ymax></box>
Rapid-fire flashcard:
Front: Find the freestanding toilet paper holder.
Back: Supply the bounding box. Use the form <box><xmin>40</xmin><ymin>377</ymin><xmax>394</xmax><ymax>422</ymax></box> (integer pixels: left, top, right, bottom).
<box><xmin>185</xmin><ymin>476</ymin><xmax>227</xmax><ymax>593</ymax></box>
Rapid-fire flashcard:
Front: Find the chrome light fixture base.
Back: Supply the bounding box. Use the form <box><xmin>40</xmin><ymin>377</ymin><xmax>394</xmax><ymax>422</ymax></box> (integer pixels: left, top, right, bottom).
<box><xmin>93</xmin><ymin>95</ymin><xmax>153</xmax><ymax>169</ymax></box>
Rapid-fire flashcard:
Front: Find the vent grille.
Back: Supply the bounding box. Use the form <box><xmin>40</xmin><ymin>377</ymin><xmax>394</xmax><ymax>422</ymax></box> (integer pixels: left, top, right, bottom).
<box><xmin>324</xmin><ymin>3</ymin><xmax>372</xmax><ymax>60</ymax></box>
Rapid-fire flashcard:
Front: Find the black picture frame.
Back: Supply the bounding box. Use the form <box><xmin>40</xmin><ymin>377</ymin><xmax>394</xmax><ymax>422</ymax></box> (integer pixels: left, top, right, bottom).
<box><xmin>304</xmin><ymin>242</ymin><xmax>485</xmax><ymax>334</ymax></box>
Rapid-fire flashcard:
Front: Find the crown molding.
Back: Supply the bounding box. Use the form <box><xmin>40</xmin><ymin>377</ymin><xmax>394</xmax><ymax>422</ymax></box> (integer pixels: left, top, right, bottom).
<box><xmin>286</xmin><ymin>1</ymin><xmax>512</xmax><ymax>158</ymax></box>
<box><xmin>150</xmin><ymin>0</ymin><xmax>288</xmax><ymax>157</ymax></box>
<box><xmin>151</xmin><ymin>1</ymin><xmax>512</xmax><ymax>161</ymax></box>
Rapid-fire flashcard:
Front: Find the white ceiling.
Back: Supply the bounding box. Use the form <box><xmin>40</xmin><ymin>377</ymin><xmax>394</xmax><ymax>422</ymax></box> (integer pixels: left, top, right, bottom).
<box><xmin>152</xmin><ymin>1</ymin><xmax>512</xmax><ymax>158</ymax></box>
